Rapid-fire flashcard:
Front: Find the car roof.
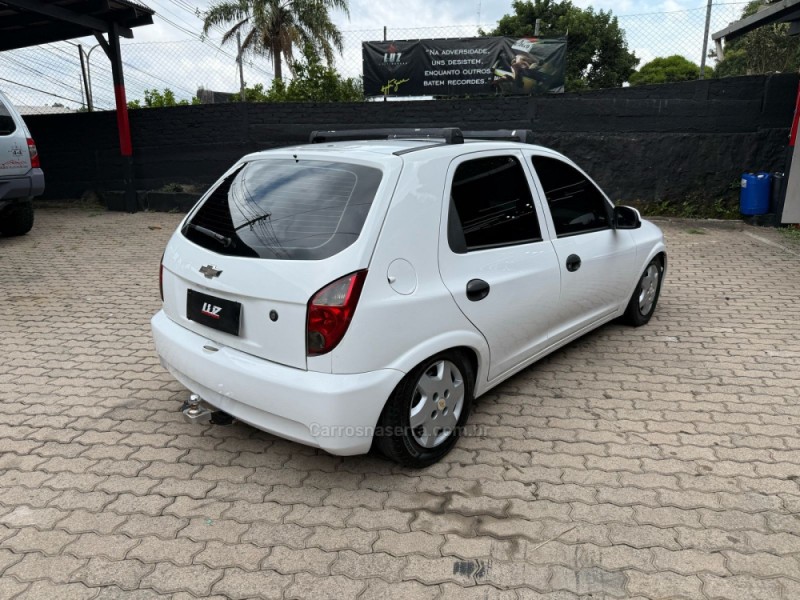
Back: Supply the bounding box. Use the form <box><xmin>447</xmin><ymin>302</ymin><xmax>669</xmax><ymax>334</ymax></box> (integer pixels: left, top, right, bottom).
<box><xmin>248</xmin><ymin>138</ymin><xmax>563</xmax><ymax>161</ymax></box>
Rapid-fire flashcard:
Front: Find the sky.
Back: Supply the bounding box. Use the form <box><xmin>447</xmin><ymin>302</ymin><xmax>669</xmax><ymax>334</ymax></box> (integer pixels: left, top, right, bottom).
<box><xmin>0</xmin><ymin>0</ymin><xmax>750</xmax><ymax>109</ymax></box>
<box><xmin>129</xmin><ymin>0</ymin><xmax>741</xmax><ymax>41</ymax></box>
<box><xmin>129</xmin><ymin>0</ymin><xmax>709</xmax><ymax>41</ymax></box>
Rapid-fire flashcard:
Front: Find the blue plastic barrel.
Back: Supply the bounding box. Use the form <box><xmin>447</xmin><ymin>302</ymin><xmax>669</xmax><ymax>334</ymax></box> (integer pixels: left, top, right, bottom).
<box><xmin>740</xmin><ymin>172</ymin><xmax>772</xmax><ymax>215</ymax></box>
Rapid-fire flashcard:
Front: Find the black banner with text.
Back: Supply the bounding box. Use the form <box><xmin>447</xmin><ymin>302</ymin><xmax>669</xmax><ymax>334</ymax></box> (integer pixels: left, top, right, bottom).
<box><xmin>362</xmin><ymin>36</ymin><xmax>566</xmax><ymax>97</ymax></box>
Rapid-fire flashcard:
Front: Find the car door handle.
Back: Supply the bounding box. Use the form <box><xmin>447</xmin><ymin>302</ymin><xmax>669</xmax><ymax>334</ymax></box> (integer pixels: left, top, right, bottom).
<box><xmin>466</xmin><ymin>279</ymin><xmax>490</xmax><ymax>301</ymax></box>
<box><xmin>566</xmin><ymin>254</ymin><xmax>582</xmax><ymax>272</ymax></box>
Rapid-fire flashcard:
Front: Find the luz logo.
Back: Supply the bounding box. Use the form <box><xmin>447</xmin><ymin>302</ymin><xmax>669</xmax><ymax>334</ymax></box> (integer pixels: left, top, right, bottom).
<box><xmin>382</xmin><ymin>43</ymin><xmax>405</xmax><ymax>71</ymax></box>
<box><xmin>384</xmin><ymin>51</ymin><xmax>402</xmax><ymax>64</ymax></box>
<box><xmin>201</xmin><ymin>303</ymin><xmax>222</xmax><ymax>319</ymax></box>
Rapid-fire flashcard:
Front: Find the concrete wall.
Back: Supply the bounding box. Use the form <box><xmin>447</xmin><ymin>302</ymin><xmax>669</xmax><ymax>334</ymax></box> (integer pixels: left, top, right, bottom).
<box><xmin>25</xmin><ymin>74</ymin><xmax>797</xmax><ymax>205</ymax></box>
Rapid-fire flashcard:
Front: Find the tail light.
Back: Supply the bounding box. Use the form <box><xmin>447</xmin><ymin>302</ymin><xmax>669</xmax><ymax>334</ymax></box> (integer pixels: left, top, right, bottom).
<box><xmin>307</xmin><ymin>270</ymin><xmax>367</xmax><ymax>356</ymax></box>
<box><xmin>26</xmin><ymin>138</ymin><xmax>40</xmax><ymax>168</ymax></box>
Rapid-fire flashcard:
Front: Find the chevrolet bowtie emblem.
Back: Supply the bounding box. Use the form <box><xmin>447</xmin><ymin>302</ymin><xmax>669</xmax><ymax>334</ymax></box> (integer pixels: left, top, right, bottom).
<box><xmin>199</xmin><ymin>265</ymin><xmax>222</xmax><ymax>279</ymax></box>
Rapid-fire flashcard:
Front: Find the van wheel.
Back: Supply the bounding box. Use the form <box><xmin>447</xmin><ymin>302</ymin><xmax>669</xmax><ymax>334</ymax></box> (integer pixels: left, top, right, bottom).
<box><xmin>0</xmin><ymin>200</ymin><xmax>34</xmax><ymax>236</ymax></box>
<box><xmin>376</xmin><ymin>351</ymin><xmax>473</xmax><ymax>468</ymax></box>
<box><xmin>622</xmin><ymin>257</ymin><xmax>663</xmax><ymax>327</ymax></box>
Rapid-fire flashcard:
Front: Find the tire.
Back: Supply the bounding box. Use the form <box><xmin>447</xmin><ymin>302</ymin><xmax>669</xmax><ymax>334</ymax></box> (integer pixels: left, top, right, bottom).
<box><xmin>376</xmin><ymin>351</ymin><xmax>474</xmax><ymax>468</ymax></box>
<box><xmin>0</xmin><ymin>199</ymin><xmax>34</xmax><ymax>236</ymax></box>
<box><xmin>622</xmin><ymin>256</ymin><xmax>664</xmax><ymax>327</ymax></box>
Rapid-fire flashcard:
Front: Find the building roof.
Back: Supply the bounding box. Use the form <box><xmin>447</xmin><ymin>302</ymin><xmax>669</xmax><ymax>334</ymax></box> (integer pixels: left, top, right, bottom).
<box><xmin>0</xmin><ymin>0</ymin><xmax>155</xmax><ymax>51</ymax></box>
<box><xmin>712</xmin><ymin>0</ymin><xmax>800</xmax><ymax>43</ymax></box>
<box><xmin>17</xmin><ymin>104</ymin><xmax>77</xmax><ymax>115</ymax></box>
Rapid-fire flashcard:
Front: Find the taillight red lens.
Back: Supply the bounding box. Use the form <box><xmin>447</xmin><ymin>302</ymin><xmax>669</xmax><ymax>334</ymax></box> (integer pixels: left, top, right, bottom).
<box><xmin>307</xmin><ymin>270</ymin><xmax>367</xmax><ymax>356</ymax></box>
<box><xmin>26</xmin><ymin>138</ymin><xmax>40</xmax><ymax>168</ymax></box>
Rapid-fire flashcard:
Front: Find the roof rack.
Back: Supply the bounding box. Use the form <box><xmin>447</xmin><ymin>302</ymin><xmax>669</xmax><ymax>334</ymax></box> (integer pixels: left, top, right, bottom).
<box><xmin>462</xmin><ymin>130</ymin><xmax>535</xmax><ymax>144</ymax></box>
<box><xmin>309</xmin><ymin>128</ymin><xmax>464</xmax><ymax>145</ymax></box>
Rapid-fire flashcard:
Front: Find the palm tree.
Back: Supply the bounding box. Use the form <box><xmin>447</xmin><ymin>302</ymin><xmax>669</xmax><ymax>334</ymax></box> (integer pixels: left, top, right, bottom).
<box><xmin>202</xmin><ymin>0</ymin><xmax>349</xmax><ymax>82</ymax></box>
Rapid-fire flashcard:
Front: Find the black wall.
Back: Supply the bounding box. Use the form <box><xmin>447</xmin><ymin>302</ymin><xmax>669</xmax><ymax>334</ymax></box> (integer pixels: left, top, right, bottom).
<box><xmin>26</xmin><ymin>74</ymin><xmax>797</xmax><ymax>205</ymax></box>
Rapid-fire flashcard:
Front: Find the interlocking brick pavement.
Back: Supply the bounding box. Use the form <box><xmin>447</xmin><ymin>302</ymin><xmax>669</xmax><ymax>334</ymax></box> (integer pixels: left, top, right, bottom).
<box><xmin>1</xmin><ymin>206</ymin><xmax>800</xmax><ymax>598</ymax></box>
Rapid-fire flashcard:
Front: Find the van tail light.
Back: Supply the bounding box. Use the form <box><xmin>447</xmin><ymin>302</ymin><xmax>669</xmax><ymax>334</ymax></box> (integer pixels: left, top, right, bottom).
<box><xmin>26</xmin><ymin>138</ymin><xmax>40</xmax><ymax>168</ymax></box>
<box><xmin>159</xmin><ymin>253</ymin><xmax>165</xmax><ymax>301</ymax></box>
<box><xmin>307</xmin><ymin>270</ymin><xmax>367</xmax><ymax>356</ymax></box>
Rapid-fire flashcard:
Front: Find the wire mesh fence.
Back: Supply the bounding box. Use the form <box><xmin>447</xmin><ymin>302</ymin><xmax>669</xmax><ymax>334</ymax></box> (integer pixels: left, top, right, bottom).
<box><xmin>619</xmin><ymin>2</ymin><xmax>748</xmax><ymax>66</ymax></box>
<box><xmin>0</xmin><ymin>38</ymin><xmax>274</xmax><ymax>112</ymax></box>
<box><xmin>0</xmin><ymin>2</ymin><xmax>752</xmax><ymax>113</ymax></box>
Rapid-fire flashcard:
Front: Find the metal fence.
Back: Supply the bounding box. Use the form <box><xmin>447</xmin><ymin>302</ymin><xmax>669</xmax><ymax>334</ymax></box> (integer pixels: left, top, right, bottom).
<box><xmin>0</xmin><ymin>2</ymin><xmax>751</xmax><ymax>113</ymax></box>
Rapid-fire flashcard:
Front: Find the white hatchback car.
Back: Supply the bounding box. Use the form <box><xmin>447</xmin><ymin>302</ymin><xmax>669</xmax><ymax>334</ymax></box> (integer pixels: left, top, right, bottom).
<box><xmin>152</xmin><ymin>128</ymin><xmax>666</xmax><ymax>466</ymax></box>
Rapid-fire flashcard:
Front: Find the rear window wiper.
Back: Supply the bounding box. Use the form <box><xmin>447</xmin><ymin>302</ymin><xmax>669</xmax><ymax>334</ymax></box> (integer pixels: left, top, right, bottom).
<box><xmin>234</xmin><ymin>212</ymin><xmax>272</xmax><ymax>231</ymax></box>
<box><xmin>186</xmin><ymin>223</ymin><xmax>233</xmax><ymax>248</ymax></box>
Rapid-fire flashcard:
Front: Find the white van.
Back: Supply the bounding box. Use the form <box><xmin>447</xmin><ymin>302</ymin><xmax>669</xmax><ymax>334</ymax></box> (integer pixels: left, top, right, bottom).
<box><xmin>0</xmin><ymin>90</ymin><xmax>44</xmax><ymax>236</ymax></box>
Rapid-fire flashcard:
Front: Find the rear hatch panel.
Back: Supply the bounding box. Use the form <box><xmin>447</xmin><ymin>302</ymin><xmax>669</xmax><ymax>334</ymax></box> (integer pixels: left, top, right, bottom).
<box><xmin>0</xmin><ymin>93</ymin><xmax>31</xmax><ymax>177</ymax></box>
<box><xmin>162</xmin><ymin>244</ymin><xmax>327</xmax><ymax>370</ymax></box>
<box><xmin>161</xmin><ymin>151</ymin><xmax>401</xmax><ymax>371</ymax></box>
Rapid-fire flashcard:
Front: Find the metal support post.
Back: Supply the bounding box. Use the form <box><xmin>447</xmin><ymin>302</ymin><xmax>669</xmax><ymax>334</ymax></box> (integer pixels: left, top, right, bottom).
<box><xmin>99</xmin><ymin>23</ymin><xmax>136</xmax><ymax>212</ymax></box>
<box><xmin>700</xmin><ymin>0</ymin><xmax>713</xmax><ymax>79</ymax></box>
<box><xmin>78</xmin><ymin>44</ymin><xmax>93</xmax><ymax>112</ymax></box>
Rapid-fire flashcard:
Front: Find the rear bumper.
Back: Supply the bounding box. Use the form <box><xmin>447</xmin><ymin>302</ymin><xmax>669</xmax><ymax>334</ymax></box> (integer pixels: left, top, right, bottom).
<box><xmin>151</xmin><ymin>310</ymin><xmax>404</xmax><ymax>455</ymax></box>
<box><xmin>30</xmin><ymin>168</ymin><xmax>45</xmax><ymax>197</ymax></box>
<box><xmin>0</xmin><ymin>168</ymin><xmax>44</xmax><ymax>203</ymax></box>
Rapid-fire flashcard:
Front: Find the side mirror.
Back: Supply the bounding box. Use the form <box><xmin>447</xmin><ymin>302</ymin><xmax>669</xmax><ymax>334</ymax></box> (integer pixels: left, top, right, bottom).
<box><xmin>614</xmin><ymin>205</ymin><xmax>642</xmax><ymax>229</ymax></box>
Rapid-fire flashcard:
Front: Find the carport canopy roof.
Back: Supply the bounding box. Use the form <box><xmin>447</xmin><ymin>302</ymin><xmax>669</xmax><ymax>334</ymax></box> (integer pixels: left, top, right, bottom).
<box><xmin>712</xmin><ymin>0</ymin><xmax>800</xmax><ymax>43</ymax></box>
<box><xmin>0</xmin><ymin>0</ymin><xmax>154</xmax><ymax>51</ymax></box>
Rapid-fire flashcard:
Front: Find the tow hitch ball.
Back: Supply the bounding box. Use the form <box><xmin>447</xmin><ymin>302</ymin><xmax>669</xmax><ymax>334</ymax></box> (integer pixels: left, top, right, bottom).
<box><xmin>180</xmin><ymin>394</ymin><xmax>233</xmax><ymax>425</ymax></box>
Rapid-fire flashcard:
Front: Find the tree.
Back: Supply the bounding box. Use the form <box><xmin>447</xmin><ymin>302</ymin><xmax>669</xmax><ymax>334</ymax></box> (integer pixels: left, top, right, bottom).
<box><xmin>238</xmin><ymin>83</ymin><xmax>271</xmax><ymax>102</ymax></box>
<box><xmin>714</xmin><ymin>1</ymin><xmax>800</xmax><ymax>76</ymax></box>
<box><xmin>127</xmin><ymin>89</ymin><xmax>200</xmax><ymax>109</ymax></box>
<box><xmin>630</xmin><ymin>55</ymin><xmax>709</xmax><ymax>86</ymax></box>
<box><xmin>488</xmin><ymin>0</ymin><xmax>638</xmax><ymax>91</ymax></box>
<box><xmin>202</xmin><ymin>0</ymin><xmax>349</xmax><ymax>82</ymax></box>
<box><xmin>239</xmin><ymin>43</ymin><xmax>362</xmax><ymax>102</ymax></box>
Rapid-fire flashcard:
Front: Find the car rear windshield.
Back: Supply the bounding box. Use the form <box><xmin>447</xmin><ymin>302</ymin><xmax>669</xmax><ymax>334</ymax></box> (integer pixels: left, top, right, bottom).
<box><xmin>0</xmin><ymin>99</ymin><xmax>17</xmax><ymax>136</ymax></box>
<box><xmin>182</xmin><ymin>159</ymin><xmax>383</xmax><ymax>260</ymax></box>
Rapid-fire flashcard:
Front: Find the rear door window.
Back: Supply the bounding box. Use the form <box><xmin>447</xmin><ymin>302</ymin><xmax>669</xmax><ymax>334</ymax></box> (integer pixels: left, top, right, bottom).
<box><xmin>0</xmin><ymin>98</ymin><xmax>17</xmax><ymax>136</ymax></box>
<box><xmin>183</xmin><ymin>159</ymin><xmax>383</xmax><ymax>260</ymax></box>
<box><xmin>448</xmin><ymin>155</ymin><xmax>542</xmax><ymax>253</ymax></box>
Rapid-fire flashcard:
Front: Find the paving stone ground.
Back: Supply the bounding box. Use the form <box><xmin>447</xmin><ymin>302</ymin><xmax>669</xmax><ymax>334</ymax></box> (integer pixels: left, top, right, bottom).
<box><xmin>1</xmin><ymin>206</ymin><xmax>800</xmax><ymax>599</ymax></box>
